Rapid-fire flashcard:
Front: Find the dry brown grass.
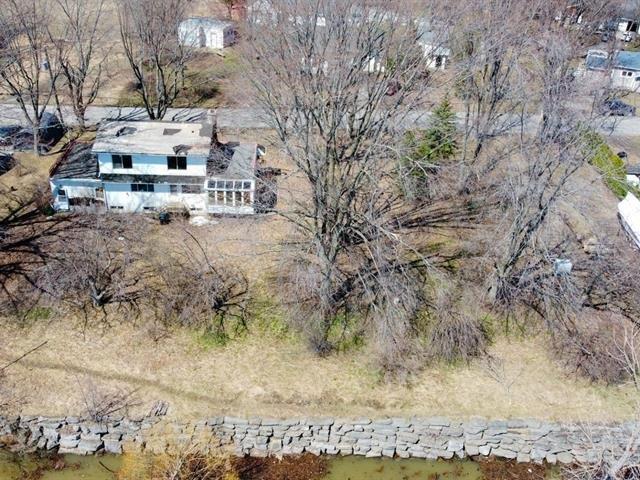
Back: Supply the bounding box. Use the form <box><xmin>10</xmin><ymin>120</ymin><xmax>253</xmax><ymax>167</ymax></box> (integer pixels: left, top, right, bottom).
<box><xmin>0</xmin><ymin>319</ymin><xmax>635</xmax><ymax>421</ymax></box>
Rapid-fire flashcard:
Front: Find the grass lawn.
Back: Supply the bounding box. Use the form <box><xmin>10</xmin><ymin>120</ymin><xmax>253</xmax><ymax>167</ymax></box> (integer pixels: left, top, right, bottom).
<box><xmin>0</xmin><ymin>319</ymin><xmax>636</xmax><ymax>422</ymax></box>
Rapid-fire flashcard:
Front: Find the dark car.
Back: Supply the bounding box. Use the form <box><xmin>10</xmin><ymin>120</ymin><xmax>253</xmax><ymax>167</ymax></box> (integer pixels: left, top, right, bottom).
<box><xmin>17</xmin><ymin>112</ymin><xmax>66</xmax><ymax>152</ymax></box>
<box><xmin>0</xmin><ymin>113</ymin><xmax>65</xmax><ymax>152</ymax></box>
<box><xmin>598</xmin><ymin>99</ymin><xmax>636</xmax><ymax>117</ymax></box>
<box><xmin>0</xmin><ymin>153</ymin><xmax>14</xmax><ymax>175</ymax></box>
<box><xmin>0</xmin><ymin>125</ymin><xmax>22</xmax><ymax>147</ymax></box>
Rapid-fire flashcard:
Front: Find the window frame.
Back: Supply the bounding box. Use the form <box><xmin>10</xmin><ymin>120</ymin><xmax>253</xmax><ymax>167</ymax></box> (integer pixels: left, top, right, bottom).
<box><xmin>182</xmin><ymin>184</ymin><xmax>203</xmax><ymax>194</ymax></box>
<box><xmin>131</xmin><ymin>183</ymin><xmax>155</xmax><ymax>192</ymax></box>
<box><xmin>207</xmin><ymin>178</ymin><xmax>254</xmax><ymax>207</ymax></box>
<box><xmin>112</xmin><ymin>154</ymin><xmax>133</xmax><ymax>169</ymax></box>
<box><xmin>167</xmin><ymin>155</ymin><xmax>187</xmax><ymax>170</ymax></box>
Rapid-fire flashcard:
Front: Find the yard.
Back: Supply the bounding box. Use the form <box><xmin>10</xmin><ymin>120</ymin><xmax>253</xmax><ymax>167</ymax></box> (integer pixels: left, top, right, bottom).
<box><xmin>0</xmin><ymin>146</ymin><xmax>637</xmax><ymax>423</ymax></box>
<box><xmin>0</xmin><ymin>314</ymin><xmax>636</xmax><ymax>422</ymax></box>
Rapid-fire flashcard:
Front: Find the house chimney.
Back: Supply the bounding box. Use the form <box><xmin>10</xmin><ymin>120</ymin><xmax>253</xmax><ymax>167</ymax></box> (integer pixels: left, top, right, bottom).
<box><xmin>207</xmin><ymin>109</ymin><xmax>220</xmax><ymax>145</ymax></box>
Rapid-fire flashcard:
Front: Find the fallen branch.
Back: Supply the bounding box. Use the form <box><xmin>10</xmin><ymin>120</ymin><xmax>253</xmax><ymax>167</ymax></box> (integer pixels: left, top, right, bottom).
<box><xmin>0</xmin><ymin>340</ymin><xmax>48</xmax><ymax>372</ymax></box>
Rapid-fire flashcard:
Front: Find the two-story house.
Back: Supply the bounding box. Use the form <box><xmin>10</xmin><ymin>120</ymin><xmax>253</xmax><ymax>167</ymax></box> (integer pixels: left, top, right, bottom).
<box><xmin>50</xmin><ymin>117</ymin><xmax>272</xmax><ymax>215</ymax></box>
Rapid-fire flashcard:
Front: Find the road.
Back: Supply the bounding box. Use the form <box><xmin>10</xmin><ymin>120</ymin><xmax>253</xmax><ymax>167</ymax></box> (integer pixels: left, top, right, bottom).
<box><xmin>0</xmin><ymin>103</ymin><xmax>639</xmax><ymax>137</ymax></box>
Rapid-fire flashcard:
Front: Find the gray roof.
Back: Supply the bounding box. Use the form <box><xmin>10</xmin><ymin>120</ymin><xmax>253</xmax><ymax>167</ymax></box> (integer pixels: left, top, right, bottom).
<box><xmin>628</xmin><ymin>164</ymin><xmax>640</xmax><ymax>176</ymax></box>
<box><xmin>586</xmin><ymin>52</ymin><xmax>608</xmax><ymax>71</ymax></box>
<box><xmin>51</xmin><ymin>142</ymin><xmax>98</xmax><ymax>179</ymax></box>
<box><xmin>207</xmin><ymin>142</ymin><xmax>257</xmax><ymax>179</ymax></box>
<box><xmin>93</xmin><ymin>120</ymin><xmax>213</xmax><ymax>157</ymax></box>
<box><xmin>615</xmin><ymin>51</ymin><xmax>640</xmax><ymax>71</ymax></box>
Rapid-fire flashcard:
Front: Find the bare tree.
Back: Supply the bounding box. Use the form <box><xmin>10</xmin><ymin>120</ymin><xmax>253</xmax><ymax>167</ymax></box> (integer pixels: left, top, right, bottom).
<box><xmin>452</xmin><ymin>0</ymin><xmax>532</xmax><ymax>177</ymax></box>
<box><xmin>77</xmin><ymin>377</ymin><xmax>140</xmax><ymax>423</ymax></box>
<box><xmin>148</xmin><ymin>233</ymin><xmax>249</xmax><ymax>342</ymax></box>
<box><xmin>0</xmin><ymin>0</ymin><xmax>60</xmax><ymax>154</ymax></box>
<box><xmin>117</xmin><ymin>0</ymin><xmax>191</xmax><ymax>120</ymax></box>
<box><xmin>248</xmin><ymin>0</ymin><xmax>478</xmax><ymax>362</ymax></box>
<box><xmin>488</xmin><ymin>27</ymin><xmax>593</xmax><ymax>305</ymax></box>
<box><xmin>36</xmin><ymin>215</ymin><xmax>148</xmax><ymax>326</ymax></box>
<box><xmin>0</xmin><ymin>187</ymin><xmax>72</xmax><ymax>315</ymax></box>
<box><xmin>51</xmin><ymin>0</ymin><xmax>108</xmax><ymax>129</ymax></box>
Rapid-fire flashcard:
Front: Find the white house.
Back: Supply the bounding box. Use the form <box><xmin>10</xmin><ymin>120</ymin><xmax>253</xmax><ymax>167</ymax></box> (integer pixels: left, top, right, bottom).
<box><xmin>586</xmin><ymin>49</ymin><xmax>640</xmax><ymax>91</ymax></box>
<box><xmin>417</xmin><ymin>21</ymin><xmax>450</xmax><ymax>71</ymax></box>
<box><xmin>618</xmin><ymin>192</ymin><xmax>640</xmax><ymax>249</ymax></box>
<box><xmin>50</xmin><ymin>116</ymin><xmax>272</xmax><ymax>216</ymax></box>
<box><xmin>178</xmin><ymin>17</ymin><xmax>236</xmax><ymax>49</ymax></box>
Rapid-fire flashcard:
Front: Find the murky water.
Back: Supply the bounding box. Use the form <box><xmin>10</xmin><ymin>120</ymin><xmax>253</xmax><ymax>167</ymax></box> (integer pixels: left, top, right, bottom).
<box><xmin>324</xmin><ymin>456</ymin><xmax>483</xmax><ymax>479</ymax></box>
<box><xmin>0</xmin><ymin>450</ymin><xmax>524</xmax><ymax>480</ymax></box>
<box><xmin>0</xmin><ymin>451</ymin><xmax>122</xmax><ymax>479</ymax></box>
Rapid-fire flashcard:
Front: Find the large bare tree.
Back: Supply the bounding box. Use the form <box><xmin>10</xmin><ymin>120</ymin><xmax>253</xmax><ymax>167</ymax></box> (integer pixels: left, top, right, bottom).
<box><xmin>51</xmin><ymin>0</ymin><xmax>108</xmax><ymax>129</ymax></box>
<box><xmin>248</xmin><ymin>0</ymin><xmax>475</xmax><ymax>361</ymax></box>
<box><xmin>117</xmin><ymin>0</ymin><xmax>191</xmax><ymax>120</ymax></box>
<box><xmin>0</xmin><ymin>0</ymin><xmax>60</xmax><ymax>154</ymax></box>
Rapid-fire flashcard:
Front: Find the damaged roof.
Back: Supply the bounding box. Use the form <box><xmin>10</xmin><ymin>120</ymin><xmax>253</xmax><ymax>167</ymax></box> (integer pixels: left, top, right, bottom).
<box><xmin>207</xmin><ymin>142</ymin><xmax>257</xmax><ymax>179</ymax></box>
<box><xmin>93</xmin><ymin>120</ymin><xmax>213</xmax><ymax>157</ymax></box>
<box><xmin>50</xmin><ymin>142</ymin><xmax>99</xmax><ymax>179</ymax></box>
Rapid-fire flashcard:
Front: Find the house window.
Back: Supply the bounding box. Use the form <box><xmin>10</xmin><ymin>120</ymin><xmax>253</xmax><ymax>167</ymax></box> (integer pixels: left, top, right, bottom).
<box><xmin>207</xmin><ymin>178</ymin><xmax>254</xmax><ymax>206</ymax></box>
<box><xmin>112</xmin><ymin>154</ymin><xmax>132</xmax><ymax>169</ymax></box>
<box><xmin>131</xmin><ymin>183</ymin><xmax>155</xmax><ymax>192</ymax></box>
<box><xmin>167</xmin><ymin>156</ymin><xmax>187</xmax><ymax>170</ymax></box>
<box><xmin>58</xmin><ymin>189</ymin><xmax>67</xmax><ymax>197</ymax></box>
<box><xmin>169</xmin><ymin>184</ymin><xmax>180</xmax><ymax>194</ymax></box>
<box><xmin>182</xmin><ymin>184</ymin><xmax>203</xmax><ymax>194</ymax></box>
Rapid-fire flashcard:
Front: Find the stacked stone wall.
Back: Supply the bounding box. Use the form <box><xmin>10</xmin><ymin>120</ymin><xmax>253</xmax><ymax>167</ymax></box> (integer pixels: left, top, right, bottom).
<box><xmin>1</xmin><ymin>415</ymin><xmax>637</xmax><ymax>464</ymax></box>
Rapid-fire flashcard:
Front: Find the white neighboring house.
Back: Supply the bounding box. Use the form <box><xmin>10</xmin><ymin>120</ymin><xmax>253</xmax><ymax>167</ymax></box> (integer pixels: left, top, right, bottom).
<box><xmin>417</xmin><ymin>21</ymin><xmax>450</xmax><ymax>71</ymax></box>
<box><xmin>618</xmin><ymin>192</ymin><xmax>640</xmax><ymax>249</ymax></box>
<box><xmin>178</xmin><ymin>17</ymin><xmax>236</xmax><ymax>49</ymax></box>
<box><xmin>50</xmin><ymin>117</ymin><xmax>270</xmax><ymax>215</ymax></box>
<box><xmin>586</xmin><ymin>49</ymin><xmax>640</xmax><ymax>91</ymax></box>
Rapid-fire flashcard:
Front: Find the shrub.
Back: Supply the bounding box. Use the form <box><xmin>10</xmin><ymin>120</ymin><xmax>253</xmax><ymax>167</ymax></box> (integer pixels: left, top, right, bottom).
<box><xmin>553</xmin><ymin>312</ymin><xmax>638</xmax><ymax>384</ymax></box>
<box><xmin>427</xmin><ymin>290</ymin><xmax>488</xmax><ymax>363</ymax></box>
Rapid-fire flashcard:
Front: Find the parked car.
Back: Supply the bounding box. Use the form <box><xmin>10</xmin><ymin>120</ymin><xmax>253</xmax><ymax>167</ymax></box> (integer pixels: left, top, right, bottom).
<box><xmin>0</xmin><ymin>113</ymin><xmax>65</xmax><ymax>152</ymax></box>
<box><xmin>0</xmin><ymin>125</ymin><xmax>22</xmax><ymax>148</ymax></box>
<box><xmin>0</xmin><ymin>153</ymin><xmax>14</xmax><ymax>175</ymax></box>
<box><xmin>598</xmin><ymin>99</ymin><xmax>636</xmax><ymax>116</ymax></box>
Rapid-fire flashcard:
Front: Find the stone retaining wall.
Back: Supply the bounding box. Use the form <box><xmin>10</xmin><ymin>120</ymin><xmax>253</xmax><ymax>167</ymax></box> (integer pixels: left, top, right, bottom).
<box><xmin>1</xmin><ymin>415</ymin><xmax>637</xmax><ymax>464</ymax></box>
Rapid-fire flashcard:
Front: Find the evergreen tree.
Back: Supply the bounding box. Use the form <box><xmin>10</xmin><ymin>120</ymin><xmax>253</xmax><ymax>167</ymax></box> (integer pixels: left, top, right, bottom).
<box><xmin>423</xmin><ymin>95</ymin><xmax>458</xmax><ymax>162</ymax></box>
<box><xmin>399</xmin><ymin>96</ymin><xmax>458</xmax><ymax>199</ymax></box>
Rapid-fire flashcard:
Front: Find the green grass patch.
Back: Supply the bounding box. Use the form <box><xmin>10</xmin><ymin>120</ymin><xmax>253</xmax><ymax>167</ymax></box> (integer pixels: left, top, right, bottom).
<box><xmin>584</xmin><ymin>131</ymin><xmax>631</xmax><ymax>198</ymax></box>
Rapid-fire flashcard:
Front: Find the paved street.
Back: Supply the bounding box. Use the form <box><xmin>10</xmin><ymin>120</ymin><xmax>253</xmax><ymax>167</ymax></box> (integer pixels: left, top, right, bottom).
<box><xmin>0</xmin><ymin>102</ymin><xmax>638</xmax><ymax>137</ymax></box>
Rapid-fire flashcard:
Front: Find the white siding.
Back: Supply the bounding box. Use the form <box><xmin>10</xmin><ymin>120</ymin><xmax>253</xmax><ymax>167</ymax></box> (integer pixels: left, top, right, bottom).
<box><xmin>104</xmin><ymin>183</ymin><xmax>207</xmax><ymax>213</ymax></box>
<box><xmin>50</xmin><ymin>178</ymin><xmax>102</xmax><ymax>211</ymax></box>
<box><xmin>611</xmin><ymin>68</ymin><xmax>640</xmax><ymax>91</ymax></box>
<box><xmin>97</xmin><ymin>152</ymin><xmax>207</xmax><ymax>177</ymax></box>
<box><xmin>178</xmin><ymin>22</ymin><xmax>236</xmax><ymax>49</ymax></box>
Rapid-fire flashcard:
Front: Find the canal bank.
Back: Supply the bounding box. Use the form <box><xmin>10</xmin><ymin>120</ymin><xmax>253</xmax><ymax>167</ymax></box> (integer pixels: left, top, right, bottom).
<box><xmin>1</xmin><ymin>415</ymin><xmax>637</xmax><ymax>465</ymax></box>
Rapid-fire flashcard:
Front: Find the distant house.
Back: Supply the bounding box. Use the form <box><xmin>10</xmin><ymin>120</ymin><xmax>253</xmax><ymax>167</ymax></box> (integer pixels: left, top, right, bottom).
<box><xmin>627</xmin><ymin>164</ymin><xmax>640</xmax><ymax>188</ymax></box>
<box><xmin>616</xmin><ymin>1</ymin><xmax>640</xmax><ymax>41</ymax></box>
<box><xmin>417</xmin><ymin>21</ymin><xmax>450</xmax><ymax>71</ymax></box>
<box><xmin>178</xmin><ymin>18</ymin><xmax>236</xmax><ymax>49</ymax></box>
<box><xmin>50</xmin><ymin>115</ymin><xmax>277</xmax><ymax>215</ymax></box>
<box><xmin>618</xmin><ymin>192</ymin><xmax>640</xmax><ymax>249</ymax></box>
<box><xmin>586</xmin><ymin>49</ymin><xmax>640</xmax><ymax>91</ymax></box>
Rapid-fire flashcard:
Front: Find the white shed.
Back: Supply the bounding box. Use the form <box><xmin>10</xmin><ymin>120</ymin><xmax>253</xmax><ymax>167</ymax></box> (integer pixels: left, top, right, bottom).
<box><xmin>178</xmin><ymin>18</ymin><xmax>236</xmax><ymax>50</ymax></box>
<box><xmin>618</xmin><ymin>192</ymin><xmax>640</xmax><ymax>249</ymax></box>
